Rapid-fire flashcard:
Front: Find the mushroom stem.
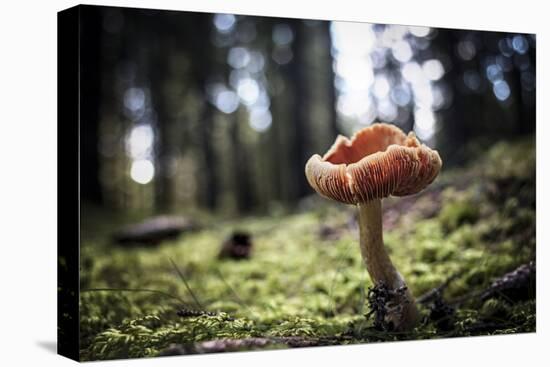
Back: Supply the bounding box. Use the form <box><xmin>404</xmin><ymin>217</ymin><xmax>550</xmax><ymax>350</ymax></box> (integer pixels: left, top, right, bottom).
<box><xmin>357</xmin><ymin>199</ymin><xmax>419</xmax><ymax>330</ymax></box>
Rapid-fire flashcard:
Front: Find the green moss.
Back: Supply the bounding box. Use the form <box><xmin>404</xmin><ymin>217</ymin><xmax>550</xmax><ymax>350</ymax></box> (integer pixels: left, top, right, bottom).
<box><xmin>480</xmin><ymin>299</ymin><xmax>511</xmax><ymax>320</ymax></box>
<box><xmin>79</xmin><ymin>138</ymin><xmax>536</xmax><ymax>361</ymax></box>
<box><xmin>484</xmin><ymin>139</ymin><xmax>535</xmax><ymax>181</ymax></box>
<box><xmin>439</xmin><ymin>197</ymin><xmax>480</xmax><ymax>233</ymax></box>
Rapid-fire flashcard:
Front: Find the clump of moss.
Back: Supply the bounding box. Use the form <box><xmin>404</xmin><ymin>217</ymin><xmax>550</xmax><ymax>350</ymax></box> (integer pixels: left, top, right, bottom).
<box><xmin>439</xmin><ymin>194</ymin><xmax>480</xmax><ymax>233</ymax></box>
<box><xmin>480</xmin><ymin>299</ymin><xmax>511</xmax><ymax>320</ymax></box>
<box><xmin>484</xmin><ymin>140</ymin><xmax>535</xmax><ymax>181</ymax></box>
<box><xmin>483</xmin><ymin>139</ymin><xmax>535</xmax><ymax>208</ymax></box>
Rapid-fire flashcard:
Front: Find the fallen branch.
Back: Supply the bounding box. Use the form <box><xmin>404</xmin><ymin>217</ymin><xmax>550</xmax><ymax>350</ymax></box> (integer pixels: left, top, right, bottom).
<box><xmin>449</xmin><ymin>261</ymin><xmax>535</xmax><ymax>307</ymax></box>
<box><xmin>417</xmin><ymin>270</ymin><xmax>465</xmax><ymax>305</ymax></box>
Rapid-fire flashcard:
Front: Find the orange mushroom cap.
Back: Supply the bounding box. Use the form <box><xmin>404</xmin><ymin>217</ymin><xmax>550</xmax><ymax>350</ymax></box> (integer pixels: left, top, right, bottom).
<box><xmin>305</xmin><ymin>123</ymin><xmax>442</xmax><ymax>204</ymax></box>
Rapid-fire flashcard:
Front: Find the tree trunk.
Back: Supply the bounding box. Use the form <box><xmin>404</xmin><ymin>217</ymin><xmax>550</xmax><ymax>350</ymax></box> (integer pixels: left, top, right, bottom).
<box><xmin>150</xmin><ymin>40</ymin><xmax>173</xmax><ymax>212</ymax></box>
<box><xmin>288</xmin><ymin>19</ymin><xmax>310</xmax><ymax>201</ymax></box>
<box><xmin>433</xmin><ymin>29</ymin><xmax>468</xmax><ymax>166</ymax></box>
<box><xmin>320</xmin><ymin>21</ymin><xmax>340</xmax><ymax>140</ymax></box>
<box><xmin>192</xmin><ymin>15</ymin><xmax>219</xmax><ymax>210</ymax></box>
<box><xmin>231</xmin><ymin>110</ymin><xmax>254</xmax><ymax>213</ymax></box>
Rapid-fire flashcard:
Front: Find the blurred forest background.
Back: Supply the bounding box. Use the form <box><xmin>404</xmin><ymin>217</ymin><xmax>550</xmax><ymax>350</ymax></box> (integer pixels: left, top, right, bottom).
<box><xmin>79</xmin><ymin>6</ymin><xmax>536</xmax><ymax>216</ymax></box>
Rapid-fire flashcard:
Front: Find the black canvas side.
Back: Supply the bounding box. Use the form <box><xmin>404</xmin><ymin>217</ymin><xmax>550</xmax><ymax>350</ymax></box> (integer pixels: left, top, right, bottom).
<box><xmin>57</xmin><ymin>5</ymin><xmax>80</xmax><ymax>362</ymax></box>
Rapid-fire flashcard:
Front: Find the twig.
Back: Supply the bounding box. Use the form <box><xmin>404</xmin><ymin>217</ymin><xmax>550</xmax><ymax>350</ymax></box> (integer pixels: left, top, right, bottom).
<box><xmin>417</xmin><ymin>270</ymin><xmax>465</xmax><ymax>305</ymax></box>
<box><xmin>448</xmin><ymin>261</ymin><xmax>535</xmax><ymax>307</ymax></box>
<box><xmin>213</xmin><ymin>268</ymin><xmax>257</xmax><ymax>318</ymax></box>
<box><xmin>169</xmin><ymin>258</ymin><xmax>204</xmax><ymax>309</ymax></box>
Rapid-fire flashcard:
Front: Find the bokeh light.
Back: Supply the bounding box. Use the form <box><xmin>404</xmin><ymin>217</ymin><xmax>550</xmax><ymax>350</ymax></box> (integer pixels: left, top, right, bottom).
<box><xmin>249</xmin><ymin>107</ymin><xmax>272</xmax><ymax>132</ymax></box>
<box><xmin>463</xmin><ymin>70</ymin><xmax>482</xmax><ymax>91</ymax></box>
<box><xmin>237</xmin><ymin>78</ymin><xmax>260</xmax><ymax>105</ymax></box>
<box><xmin>213</xmin><ymin>14</ymin><xmax>236</xmax><ymax>33</ymax></box>
<box><xmin>130</xmin><ymin>159</ymin><xmax>155</xmax><ymax>185</ymax></box>
<box><xmin>215</xmin><ymin>90</ymin><xmax>240</xmax><ymax>114</ymax></box>
<box><xmin>392</xmin><ymin>40</ymin><xmax>413</xmax><ymax>62</ymax></box>
<box><xmin>228</xmin><ymin>47</ymin><xmax>250</xmax><ymax>69</ymax></box>
<box><xmin>414</xmin><ymin>107</ymin><xmax>436</xmax><ymax>140</ymax></box>
<box><xmin>272</xmin><ymin>46</ymin><xmax>293</xmax><ymax>65</ymax></box>
<box><xmin>512</xmin><ymin>35</ymin><xmax>529</xmax><ymax>54</ymax></box>
<box><xmin>126</xmin><ymin>124</ymin><xmax>154</xmax><ymax>159</ymax></box>
<box><xmin>408</xmin><ymin>26</ymin><xmax>431</xmax><ymax>38</ymax></box>
<box><xmin>457</xmin><ymin>39</ymin><xmax>476</xmax><ymax>61</ymax></box>
<box><xmin>422</xmin><ymin>59</ymin><xmax>445</xmax><ymax>81</ymax></box>
<box><xmin>493</xmin><ymin>80</ymin><xmax>511</xmax><ymax>101</ymax></box>
<box><xmin>272</xmin><ymin>24</ymin><xmax>294</xmax><ymax>46</ymax></box>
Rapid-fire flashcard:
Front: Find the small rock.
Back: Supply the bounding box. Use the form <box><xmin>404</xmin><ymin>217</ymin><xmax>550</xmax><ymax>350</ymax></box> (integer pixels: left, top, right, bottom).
<box><xmin>219</xmin><ymin>231</ymin><xmax>253</xmax><ymax>260</ymax></box>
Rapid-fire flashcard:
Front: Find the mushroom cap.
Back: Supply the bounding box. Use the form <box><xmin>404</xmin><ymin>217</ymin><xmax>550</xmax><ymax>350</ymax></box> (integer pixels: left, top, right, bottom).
<box><xmin>305</xmin><ymin>123</ymin><xmax>442</xmax><ymax>204</ymax></box>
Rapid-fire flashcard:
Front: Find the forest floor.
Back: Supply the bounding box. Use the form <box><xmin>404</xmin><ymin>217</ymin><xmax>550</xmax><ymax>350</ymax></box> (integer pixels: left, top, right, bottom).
<box><xmin>78</xmin><ymin>137</ymin><xmax>536</xmax><ymax>361</ymax></box>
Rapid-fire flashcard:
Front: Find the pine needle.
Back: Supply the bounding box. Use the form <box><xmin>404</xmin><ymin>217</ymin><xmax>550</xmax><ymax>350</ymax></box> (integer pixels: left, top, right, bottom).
<box><xmin>169</xmin><ymin>258</ymin><xmax>204</xmax><ymax>309</ymax></box>
<box><xmin>214</xmin><ymin>268</ymin><xmax>257</xmax><ymax>318</ymax></box>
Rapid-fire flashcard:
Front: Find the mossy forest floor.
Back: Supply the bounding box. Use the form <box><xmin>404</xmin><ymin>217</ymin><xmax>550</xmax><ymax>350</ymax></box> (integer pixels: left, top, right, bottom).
<box><xmin>79</xmin><ymin>138</ymin><xmax>536</xmax><ymax>361</ymax></box>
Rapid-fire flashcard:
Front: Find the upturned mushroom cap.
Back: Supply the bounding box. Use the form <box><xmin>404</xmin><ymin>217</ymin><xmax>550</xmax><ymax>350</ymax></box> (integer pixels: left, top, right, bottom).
<box><xmin>305</xmin><ymin>123</ymin><xmax>442</xmax><ymax>204</ymax></box>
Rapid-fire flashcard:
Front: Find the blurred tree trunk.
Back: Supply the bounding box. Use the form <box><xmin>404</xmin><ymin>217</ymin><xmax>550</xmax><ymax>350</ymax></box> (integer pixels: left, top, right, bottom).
<box><xmin>522</xmin><ymin>43</ymin><xmax>536</xmax><ymax>134</ymax></box>
<box><xmin>80</xmin><ymin>7</ymin><xmax>103</xmax><ymax>204</ymax></box>
<box><xmin>231</xmin><ymin>109</ymin><xmax>254</xmax><ymax>213</ymax></box>
<box><xmin>320</xmin><ymin>21</ymin><xmax>340</xmax><ymax>140</ymax></box>
<box><xmin>287</xmin><ymin>19</ymin><xmax>310</xmax><ymax>201</ymax></box>
<box><xmin>509</xmin><ymin>67</ymin><xmax>526</xmax><ymax>135</ymax></box>
<box><xmin>197</xmin><ymin>105</ymin><xmax>217</xmax><ymax>210</ymax></box>
<box><xmin>433</xmin><ymin>29</ymin><xmax>468</xmax><ymax>166</ymax></box>
<box><xmin>150</xmin><ymin>45</ymin><xmax>173</xmax><ymax>212</ymax></box>
<box><xmin>269</xmin><ymin>81</ymin><xmax>293</xmax><ymax>204</ymax></box>
<box><xmin>191</xmin><ymin>15</ymin><xmax>218</xmax><ymax>210</ymax></box>
<box><xmin>509</xmin><ymin>55</ymin><xmax>535</xmax><ymax>136</ymax></box>
<box><xmin>259</xmin><ymin>19</ymin><xmax>285</xmax><ymax>205</ymax></box>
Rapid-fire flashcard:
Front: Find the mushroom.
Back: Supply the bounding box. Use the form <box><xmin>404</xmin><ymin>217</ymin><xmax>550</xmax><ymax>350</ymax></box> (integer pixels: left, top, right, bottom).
<box><xmin>305</xmin><ymin>123</ymin><xmax>442</xmax><ymax>330</ymax></box>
